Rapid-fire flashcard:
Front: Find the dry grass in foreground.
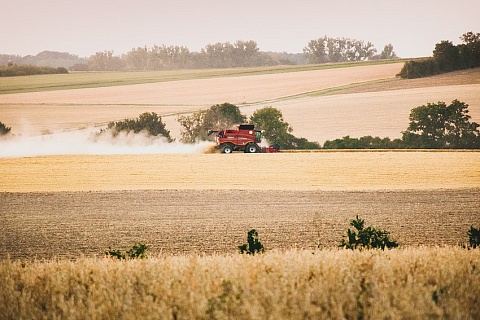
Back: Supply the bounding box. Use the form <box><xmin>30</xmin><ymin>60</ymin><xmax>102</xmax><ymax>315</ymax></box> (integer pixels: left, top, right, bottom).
<box><xmin>1</xmin><ymin>247</ymin><xmax>479</xmax><ymax>320</ymax></box>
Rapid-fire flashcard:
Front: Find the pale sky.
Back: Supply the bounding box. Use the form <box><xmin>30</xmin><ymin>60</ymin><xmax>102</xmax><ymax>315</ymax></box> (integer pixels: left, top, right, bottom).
<box><xmin>2</xmin><ymin>0</ymin><xmax>479</xmax><ymax>58</ymax></box>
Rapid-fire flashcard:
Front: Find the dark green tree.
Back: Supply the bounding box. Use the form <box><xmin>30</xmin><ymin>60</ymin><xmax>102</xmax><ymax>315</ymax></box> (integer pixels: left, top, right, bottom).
<box><xmin>105</xmin><ymin>112</ymin><xmax>173</xmax><ymax>142</ymax></box>
<box><xmin>249</xmin><ymin>106</ymin><xmax>320</xmax><ymax>149</ymax></box>
<box><xmin>459</xmin><ymin>31</ymin><xmax>480</xmax><ymax>68</ymax></box>
<box><xmin>402</xmin><ymin>100</ymin><xmax>480</xmax><ymax>148</ymax></box>
<box><xmin>467</xmin><ymin>226</ymin><xmax>480</xmax><ymax>249</ymax></box>
<box><xmin>433</xmin><ymin>40</ymin><xmax>460</xmax><ymax>72</ymax></box>
<box><xmin>177</xmin><ymin>103</ymin><xmax>246</xmax><ymax>143</ymax></box>
<box><xmin>249</xmin><ymin>107</ymin><xmax>292</xmax><ymax>146</ymax></box>
<box><xmin>322</xmin><ymin>136</ymin><xmax>405</xmax><ymax>149</ymax></box>
<box><xmin>238</xmin><ymin>229</ymin><xmax>264</xmax><ymax>255</ymax></box>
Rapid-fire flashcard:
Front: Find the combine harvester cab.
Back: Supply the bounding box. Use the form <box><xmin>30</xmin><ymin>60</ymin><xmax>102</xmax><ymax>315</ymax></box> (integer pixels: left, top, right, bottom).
<box><xmin>207</xmin><ymin>124</ymin><xmax>280</xmax><ymax>154</ymax></box>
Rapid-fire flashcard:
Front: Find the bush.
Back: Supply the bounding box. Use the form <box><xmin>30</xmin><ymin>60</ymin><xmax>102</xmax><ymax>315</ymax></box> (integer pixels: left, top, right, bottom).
<box><xmin>238</xmin><ymin>229</ymin><xmax>265</xmax><ymax>255</ymax></box>
<box><xmin>0</xmin><ymin>65</ymin><xmax>69</xmax><ymax>77</ymax></box>
<box><xmin>397</xmin><ymin>59</ymin><xmax>439</xmax><ymax>79</ymax></box>
<box><xmin>467</xmin><ymin>226</ymin><xmax>480</xmax><ymax>249</ymax></box>
<box><xmin>105</xmin><ymin>242</ymin><xmax>149</xmax><ymax>260</ymax></box>
<box><xmin>340</xmin><ymin>216</ymin><xmax>398</xmax><ymax>250</ymax></box>
<box><xmin>104</xmin><ymin>112</ymin><xmax>173</xmax><ymax>142</ymax></box>
<box><xmin>0</xmin><ymin>121</ymin><xmax>11</xmax><ymax>135</ymax></box>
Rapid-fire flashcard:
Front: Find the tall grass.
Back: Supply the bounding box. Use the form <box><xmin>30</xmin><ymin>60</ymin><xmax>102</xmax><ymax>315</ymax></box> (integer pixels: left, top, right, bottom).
<box><xmin>1</xmin><ymin>247</ymin><xmax>478</xmax><ymax>319</ymax></box>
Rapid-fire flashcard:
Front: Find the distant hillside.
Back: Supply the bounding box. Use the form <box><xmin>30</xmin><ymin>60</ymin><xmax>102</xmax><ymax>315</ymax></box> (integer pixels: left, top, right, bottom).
<box><xmin>0</xmin><ymin>51</ymin><xmax>87</xmax><ymax>69</ymax></box>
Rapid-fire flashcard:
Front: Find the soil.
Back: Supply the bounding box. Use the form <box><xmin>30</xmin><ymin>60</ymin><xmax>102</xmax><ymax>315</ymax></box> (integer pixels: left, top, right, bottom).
<box><xmin>1</xmin><ymin>189</ymin><xmax>479</xmax><ymax>260</ymax></box>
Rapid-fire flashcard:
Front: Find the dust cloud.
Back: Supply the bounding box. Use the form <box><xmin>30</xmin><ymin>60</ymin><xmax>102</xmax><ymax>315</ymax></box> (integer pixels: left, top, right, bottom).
<box><xmin>0</xmin><ymin>128</ymin><xmax>214</xmax><ymax>158</ymax></box>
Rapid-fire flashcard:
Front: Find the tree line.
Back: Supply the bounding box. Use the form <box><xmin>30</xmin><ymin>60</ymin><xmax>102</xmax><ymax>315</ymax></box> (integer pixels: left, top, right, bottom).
<box><xmin>78</xmin><ymin>38</ymin><xmax>396</xmax><ymax>71</ymax></box>
<box><xmin>0</xmin><ymin>64</ymin><xmax>68</xmax><ymax>77</ymax></box>
<box><xmin>399</xmin><ymin>31</ymin><xmax>480</xmax><ymax>78</ymax></box>
<box><xmin>303</xmin><ymin>37</ymin><xmax>397</xmax><ymax>63</ymax></box>
<box><xmin>1</xmin><ymin>99</ymin><xmax>479</xmax><ymax>149</ymax></box>
<box><xmin>2</xmin><ymin>36</ymin><xmax>397</xmax><ymax>72</ymax></box>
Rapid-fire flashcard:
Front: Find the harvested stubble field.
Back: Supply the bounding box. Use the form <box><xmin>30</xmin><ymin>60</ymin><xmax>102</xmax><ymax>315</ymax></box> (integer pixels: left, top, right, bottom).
<box><xmin>1</xmin><ymin>62</ymin><xmax>480</xmax><ymax>319</ymax></box>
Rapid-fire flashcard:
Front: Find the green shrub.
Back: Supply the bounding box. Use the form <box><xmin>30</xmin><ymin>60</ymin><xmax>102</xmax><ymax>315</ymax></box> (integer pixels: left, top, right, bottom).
<box><xmin>238</xmin><ymin>229</ymin><xmax>264</xmax><ymax>255</ymax></box>
<box><xmin>0</xmin><ymin>121</ymin><xmax>11</xmax><ymax>135</ymax></box>
<box><xmin>104</xmin><ymin>112</ymin><xmax>173</xmax><ymax>142</ymax></box>
<box><xmin>467</xmin><ymin>226</ymin><xmax>480</xmax><ymax>249</ymax></box>
<box><xmin>0</xmin><ymin>65</ymin><xmax>69</xmax><ymax>77</ymax></box>
<box><xmin>340</xmin><ymin>215</ymin><xmax>398</xmax><ymax>250</ymax></box>
<box><xmin>105</xmin><ymin>242</ymin><xmax>149</xmax><ymax>260</ymax></box>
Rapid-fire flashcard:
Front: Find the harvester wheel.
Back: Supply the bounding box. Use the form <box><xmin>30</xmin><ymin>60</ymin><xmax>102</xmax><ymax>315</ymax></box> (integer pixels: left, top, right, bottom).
<box><xmin>245</xmin><ymin>143</ymin><xmax>258</xmax><ymax>153</ymax></box>
<box><xmin>221</xmin><ymin>144</ymin><xmax>234</xmax><ymax>154</ymax></box>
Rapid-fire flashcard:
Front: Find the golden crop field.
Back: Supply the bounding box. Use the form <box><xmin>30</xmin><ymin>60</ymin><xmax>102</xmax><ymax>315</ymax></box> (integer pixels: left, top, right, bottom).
<box><xmin>1</xmin><ymin>248</ymin><xmax>479</xmax><ymax>320</ymax></box>
<box><xmin>1</xmin><ymin>64</ymin><xmax>480</xmax><ymax>319</ymax></box>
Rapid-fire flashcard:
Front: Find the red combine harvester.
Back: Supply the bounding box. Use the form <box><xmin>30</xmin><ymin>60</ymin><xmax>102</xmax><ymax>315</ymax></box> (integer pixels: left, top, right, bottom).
<box><xmin>207</xmin><ymin>124</ymin><xmax>280</xmax><ymax>153</ymax></box>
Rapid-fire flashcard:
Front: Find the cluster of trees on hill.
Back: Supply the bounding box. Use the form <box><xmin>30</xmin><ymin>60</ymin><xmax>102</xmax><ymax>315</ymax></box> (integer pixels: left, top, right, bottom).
<box><xmin>399</xmin><ymin>31</ymin><xmax>480</xmax><ymax>78</ymax></box>
<box><xmin>323</xmin><ymin>100</ymin><xmax>480</xmax><ymax>149</ymax></box>
<box><xmin>79</xmin><ymin>37</ymin><xmax>396</xmax><ymax>71</ymax></box>
<box><xmin>2</xmin><ymin>36</ymin><xmax>396</xmax><ymax>72</ymax></box>
<box><xmin>176</xmin><ymin>103</ymin><xmax>320</xmax><ymax>149</ymax></box>
<box><xmin>3</xmin><ymin>100</ymin><xmax>479</xmax><ymax>149</ymax></box>
<box><xmin>303</xmin><ymin>36</ymin><xmax>397</xmax><ymax>63</ymax></box>
<box><xmin>89</xmin><ymin>99</ymin><xmax>479</xmax><ymax>150</ymax></box>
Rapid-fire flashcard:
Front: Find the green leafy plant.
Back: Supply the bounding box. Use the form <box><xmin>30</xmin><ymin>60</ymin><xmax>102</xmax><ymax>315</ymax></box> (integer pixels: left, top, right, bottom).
<box><xmin>238</xmin><ymin>229</ymin><xmax>264</xmax><ymax>255</ymax></box>
<box><xmin>0</xmin><ymin>121</ymin><xmax>11</xmax><ymax>135</ymax></box>
<box><xmin>105</xmin><ymin>242</ymin><xmax>149</xmax><ymax>260</ymax></box>
<box><xmin>467</xmin><ymin>226</ymin><xmax>480</xmax><ymax>249</ymax></box>
<box><xmin>103</xmin><ymin>112</ymin><xmax>173</xmax><ymax>142</ymax></box>
<box><xmin>340</xmin><ymin>215</ymin><xmax>398</xmax><ymax>250</ymax></box>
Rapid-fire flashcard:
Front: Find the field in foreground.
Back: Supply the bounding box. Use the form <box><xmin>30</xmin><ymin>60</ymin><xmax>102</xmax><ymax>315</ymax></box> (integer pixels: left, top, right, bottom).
<box><xmin>1</xmin><ymin>248</ymin><xmax>479</xmax><ymax>320</ymax></box>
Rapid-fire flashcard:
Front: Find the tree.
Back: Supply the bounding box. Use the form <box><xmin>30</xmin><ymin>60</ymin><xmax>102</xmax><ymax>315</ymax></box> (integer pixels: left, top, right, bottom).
<box><xmin>249</xmin><ymin>107</ymin><xmax>293</xmax><ymax>147</ymax></box>
<box><xmin>177</xmin><ymin>103</ymin><xmax>246</xmax><ymax>143</ymax></box>
<box><xmin>303</xmin><ymin>37</ymin><xmax>328</xmax><ymax>64</ymax></box>
<box><xmin>304</xmin><ymin>36</ymin><xmax>377</xmax><ymax>64</ymax></box>
<box><xmin>459</xmin><ymin>31</ymin><xmax>480</xmax><ymax>68</ymax></box>
<box><xmin>105</xmin><ymin>112</ymin><xmax>173</xmax><ymax>142</ymax></box>
<box><xmin>0</xmin><ymin>121</ymin><xmax>11</xmax><ymax>135</ymax></box>
<box><xmin>249</xmin><ymin>107</ymin><xmax>320</xmax><ymax>149</ymax></box>
<box><xmin>433</xmin><ymin>40</ymin><xmax>460</xmax><ymax>72</ymax></box>
<box><xmin>238</xmin><ymin>229</ymin><xmax>264</xmax><ymax>255</ymax></box>
<box><xmin>87</xmin><ymin>50</ymin><xmax>125</xmax><ymax>71</ymax></box>
<box><xmin>380</xmin><ymin>44</ymin><xmax>397</xmax><ymax>59</ymax></box>
<box><xmin>402</xmin><ymin>100</ymin><xmax>480</xmax><ymax>148</ymax></box>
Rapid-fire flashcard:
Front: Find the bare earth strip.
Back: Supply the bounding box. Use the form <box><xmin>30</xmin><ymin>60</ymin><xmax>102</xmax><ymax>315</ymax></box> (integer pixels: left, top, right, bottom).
<box><xmin>1</xmin><ymin>189</ymin><xmax>479</xmax><ymax>260</ymax></box>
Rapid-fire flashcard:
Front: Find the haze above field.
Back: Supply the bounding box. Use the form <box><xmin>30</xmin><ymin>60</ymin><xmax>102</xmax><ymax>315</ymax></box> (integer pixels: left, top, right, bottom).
<box><xmin>2</xmin><ymin>0</ymin><xmax>479</xmax><ymax>58</ymax></box>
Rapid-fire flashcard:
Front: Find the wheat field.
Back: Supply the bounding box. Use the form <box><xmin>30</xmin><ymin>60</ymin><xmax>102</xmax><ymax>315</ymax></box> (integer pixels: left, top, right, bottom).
<box><xmin>1</xmin><ymin>248</ymin><xmax>479</xmax><ymax>320</ymax></box>
<box><xmin>1</xmin><ymin>64</ymin><xmax>480</xmax><ymax>319</ymax></box>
